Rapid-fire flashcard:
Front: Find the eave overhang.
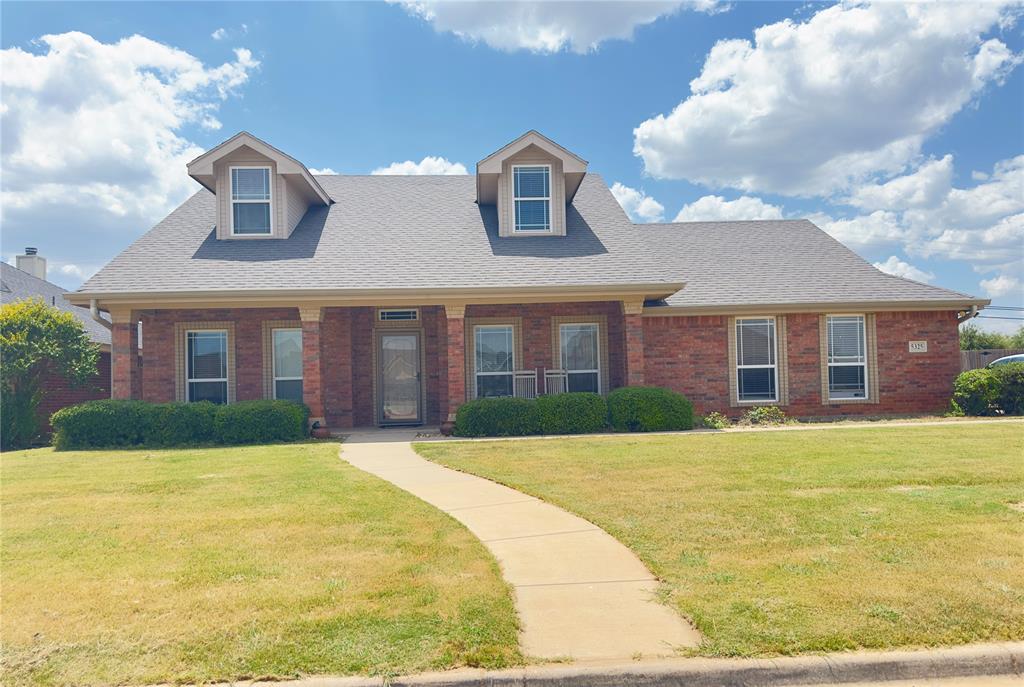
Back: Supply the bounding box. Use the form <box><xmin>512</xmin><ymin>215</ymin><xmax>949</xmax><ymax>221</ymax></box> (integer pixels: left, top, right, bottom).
<box><xmin>641</xmin><ymin>298</ymin><xmax>991</xmax><ymax>317</ymax></box>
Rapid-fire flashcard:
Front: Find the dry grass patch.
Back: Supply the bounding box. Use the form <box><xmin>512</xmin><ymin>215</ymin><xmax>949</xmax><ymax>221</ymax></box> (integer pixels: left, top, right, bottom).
<box><xmin>417</xmin><ymin>424</ymin><xmax>1024</xmax><ymax>657</ymax></box>
<box><xmin>1</xmin><ymin>443</ymin><xmax>520</xmax><ymax>686</ymax></box>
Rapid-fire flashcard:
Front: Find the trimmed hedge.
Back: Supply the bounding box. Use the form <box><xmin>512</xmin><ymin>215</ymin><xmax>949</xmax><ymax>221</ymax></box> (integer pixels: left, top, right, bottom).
<box><xmin>953</xmin><ymin>362</ymin><xmax>1024</xmax><ymax>416</ymax></box>
<box><xmin>51</xmin><ymin>399</ymin><xmax>309</xmax><ymax>450</ymax></box>
<box><xmin>454</xmin><ymin>397</ymin><xmax>539</xmax><ymax>437</ymax></box>
<box><xmin>535</xmin><ymin>392</ymin><xmax>607</xmax><ymax>435</ymax></box>
<box><xmin>607</xmin><ymin>386</ymin><xmax>694</xmax><ymax>432</ymax></box>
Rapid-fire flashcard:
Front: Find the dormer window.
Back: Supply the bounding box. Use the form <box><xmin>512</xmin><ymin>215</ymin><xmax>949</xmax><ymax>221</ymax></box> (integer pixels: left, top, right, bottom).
<box><xmin>513</xmin><ymin>165</ymin><xmax>551</xmax><ymax>233</ymax></box>
<box><xmin>230</xmin><ymin>166</ymin><xmax>272</xmax><ymax>235</ymax></box>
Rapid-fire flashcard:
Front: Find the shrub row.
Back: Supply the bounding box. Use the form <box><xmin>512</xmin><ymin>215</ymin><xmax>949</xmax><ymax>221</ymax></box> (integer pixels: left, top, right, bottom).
<box><xmin>453</xmin><ymin>387</ymin><xmax>694</xmax><ymax>437</ymax></box>
<box><xmin>51</xmin><ymin>399</ymin><xmax>310</xmax><ymax>450</ymax></box>
<box><xmin>952</xmin><ymin>362</ymin><xmax>1024</xmax><ymax>416</ymax></box>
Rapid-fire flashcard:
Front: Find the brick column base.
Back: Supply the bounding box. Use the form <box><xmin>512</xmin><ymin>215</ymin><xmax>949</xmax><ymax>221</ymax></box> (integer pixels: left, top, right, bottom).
<box><xmin>300</xmin><ymin>308</ymin><xmax>326</xmax><ymax>428</ymax></box>
<box><xmin>444</xmin><ymin>305</ymin><xmax>466</xmax><ymax>423</ymax></box>
<box><xmin>624</xmin><ymin>311</ymin><xmax>645</xmax><ymax>387</ymax></box>
<box><xmin>111</xmin><ymin>317</ymin><xmax>138</xmax><ymax>399</ymax></box>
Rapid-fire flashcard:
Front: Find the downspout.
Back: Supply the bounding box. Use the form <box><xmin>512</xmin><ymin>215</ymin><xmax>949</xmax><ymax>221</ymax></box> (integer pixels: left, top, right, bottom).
<box><xmin>957</xmin><ymin>305</ymin><xmax>979</xmax><ymax>324</ymax></box>
<box><xmin>90</xmin><ymin>298</ymin><xmax>113</xmax><ymax>330</ymax></box>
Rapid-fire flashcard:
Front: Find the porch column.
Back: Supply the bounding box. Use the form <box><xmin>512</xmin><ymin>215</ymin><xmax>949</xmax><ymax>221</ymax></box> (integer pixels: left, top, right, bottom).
<box><xmin>444</xmin><ymin>303</ymin><xmax>467</xmax><ymax>422</ymax></box>
<box><xmin>299</xmin><ymin>307</ymin><xmax>326</xmax><ymax>428</ymax></box>
<box><xmin>623</xmin><ymin>299</ymin><xmax>645</xmax><ymax>387</ymax></box>
<box><xmin>110</xmin><ymin>309</ymin><xmax>138</xmax><ymax>400</ymax></box>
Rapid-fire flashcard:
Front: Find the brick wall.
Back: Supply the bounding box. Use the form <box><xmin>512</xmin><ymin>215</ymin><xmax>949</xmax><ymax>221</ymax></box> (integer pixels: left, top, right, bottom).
<box><xmin>37</xmin><ymin>350</ymin><xmax>112</xmax><ymax>432</ymax></box>
<box><xmin>644</xmin><ymin>310</ymin><xmax>960</xmax><ymax>418</ymax></box>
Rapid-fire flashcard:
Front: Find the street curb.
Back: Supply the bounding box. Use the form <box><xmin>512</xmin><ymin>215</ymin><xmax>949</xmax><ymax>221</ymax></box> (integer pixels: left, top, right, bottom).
<box><xmin>231</xmin><ymin>642</ymin><xmax>1024</xmax><ymax>687</ymax></box>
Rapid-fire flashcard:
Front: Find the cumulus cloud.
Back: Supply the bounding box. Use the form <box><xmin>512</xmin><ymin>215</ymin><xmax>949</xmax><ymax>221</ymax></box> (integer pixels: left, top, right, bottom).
<box><xmin>980</xmin><ymin>274</ymin><xmax>1022</xmax><ymax>298</ymax></box>
<box><xmin>633</xmin><ymin>2</ymin><xmax>1021</xmax><ymax>196</ymax></box>
<box><xmin>59</xmin><ymin>263</ymin><xmax>86</xmax><ymax>279</ymax></box>
<box><xmin>610</xmin><ymin>182</ymin><xmax>665</xmax><ymax>222</ymax></box>
<box><xmin>371</xmin><ymin>156</ymin><xmax>467</xmax><ymax>175</ymax></box>
<box><xmin>211</xmin><ymin>28</ymin><xmax>227</xmax><ymax>40</ymax></box>
<box><xmin>0</xmin><ymin>31</ymin><xmax>259</xmax><ymax>287</ymax></box>
<box><xmin>673</xmin><ymin>195</ymin><xmax>784</xmax><ymax>222</ymax></box>
<box><xmin>308</xmin><ymin>167</ymin><xmax>338</xmax><ymax>175</ymax></box>
<box><xmin>395</xmin><ymin>0</ymin><xmax>721</xmax><ymax>54</ymax></box>
<box><xmin>872</xmin><ymin>256</ymin><xmax>935</xmax><ymax>284</ymax></box>
<box><xmin>847</xmin><ymin>156</ymin><xmax>955</xmax><ymax>211</ymax></box>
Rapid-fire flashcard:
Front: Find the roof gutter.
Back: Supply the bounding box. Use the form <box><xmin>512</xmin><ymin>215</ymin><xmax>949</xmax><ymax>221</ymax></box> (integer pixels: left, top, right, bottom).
<box><xmin>69</xmin><ymin>282</ymin><xmax>686</xmax><ymax>310</ymax></box>
<box><xmin>90</xmin><ymin>299</ymin><xmax>112</xmax><ymax>331</ymax></box>
<box><xmin>642</xmin><ymin>298</ymin><xmax>991</xmax><ymax>317</ymax></box>
<box><xmin>957</xmin><ymin>304</ymin><xmax>981</xmax><ymax>324</ymax></box>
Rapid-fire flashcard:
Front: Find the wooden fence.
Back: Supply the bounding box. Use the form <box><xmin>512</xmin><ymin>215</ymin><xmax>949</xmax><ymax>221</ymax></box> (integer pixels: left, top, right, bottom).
<box><xmin>961</xmin><ymin>349</ymin><xmax>1024</xmax><ymax>371</ymax></box>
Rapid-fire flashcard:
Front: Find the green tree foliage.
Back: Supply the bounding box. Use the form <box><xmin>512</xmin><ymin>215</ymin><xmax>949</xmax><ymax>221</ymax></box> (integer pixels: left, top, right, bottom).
<box><xmin>1</xmin><ymin>298</ymin><xmax>99</xmax><ymax>449</ymax></box>
<box><xmin>959</xmin><ymin>323</ymin><xmax>1012</xmax><ymax>350</ymax></box>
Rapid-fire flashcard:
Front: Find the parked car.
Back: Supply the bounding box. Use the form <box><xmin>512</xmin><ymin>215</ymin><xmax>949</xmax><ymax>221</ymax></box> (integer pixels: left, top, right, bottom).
<box><xmin>987</xmin><ymin>354</ymin><xmax>1024</xmax><ymax>368</ymax></box>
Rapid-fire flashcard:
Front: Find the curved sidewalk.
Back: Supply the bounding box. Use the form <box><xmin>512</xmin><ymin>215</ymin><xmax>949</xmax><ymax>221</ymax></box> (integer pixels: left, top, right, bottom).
<box><xmin>340</xmin><ymin>429</ymin><xmax>700</xmax><ymax>661</ymax></box>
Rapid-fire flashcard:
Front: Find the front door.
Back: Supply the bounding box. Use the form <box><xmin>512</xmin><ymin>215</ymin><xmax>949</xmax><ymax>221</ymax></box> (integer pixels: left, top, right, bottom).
<box><xmin>378</xmin><ymin>332</ymin><xmax>422</xmax><ymax>425</ymax></box>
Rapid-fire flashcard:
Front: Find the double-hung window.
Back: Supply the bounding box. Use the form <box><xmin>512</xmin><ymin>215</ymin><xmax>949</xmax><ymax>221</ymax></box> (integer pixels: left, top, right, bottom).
<box><xmin>513</xmin><ymin>165</ymin><xmax>551</xmax><ymax>232</ymax></box>
<box><xmin>560</xmin><ymin>323</ymin><xmax>600</xmax><ymax>393</ymax></box>
<box><xmin>230</xmin><ymin>166</ymin><xmax>272</xmax><ymax>235</ymax></box>
<box><xmin>735</xmin><ymin>317</ymin><xmax>778</xmax><ymax>402</ymax></box>
<box><xmin>186</xmin><ymin>330</ymin><xmax>228</xmax><ymax>404</ymax></box>
<box><xmin>827</xmin><ymin>315</ymin><xmax>868</xmax><ymax>399</ymax></box>
<box><xmin>475</xmin><ymin>325</ymin><xmax>515</xmax><ymax>397</ymax></box>
<box><xmin>272</xmin><ymin>328</ymin><xmax>303</xmax><ymax>402</ymax></box>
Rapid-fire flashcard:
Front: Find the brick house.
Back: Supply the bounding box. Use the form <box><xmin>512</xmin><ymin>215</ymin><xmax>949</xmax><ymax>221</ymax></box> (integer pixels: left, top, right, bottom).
<box><xmin>2</xmin><ymin>252</ymin><xmax>114</xmax><ymax>432</ymax></box>
<box><xmin>67</xmin><ymin>131</ymin><xmax>988</xmax><ymax>430</ymax></box>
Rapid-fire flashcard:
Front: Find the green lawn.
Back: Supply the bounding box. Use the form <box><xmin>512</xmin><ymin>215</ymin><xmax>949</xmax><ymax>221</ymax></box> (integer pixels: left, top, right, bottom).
<box><xmin>417</xmin><ymin>424</ymin><xmax>1024</xmax><ymax>657</ymax></box>
<box><xmin>1</xmin><ymin>443</ymin><xmax>520</xmax><ymax>686</ymax></box>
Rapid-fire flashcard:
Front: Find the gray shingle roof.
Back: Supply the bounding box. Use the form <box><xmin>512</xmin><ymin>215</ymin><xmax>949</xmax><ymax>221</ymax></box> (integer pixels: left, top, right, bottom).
<box><xmin>78</xmin><ymin>174</ymin><xmax>679</xmax><ymax>294</ymax></box>
<box><xmin>2</xmin><ymin>263</ymin><xmax>111</xmax><ymax>344</ymax></box>
<box><xmin>638</xmin><ymin>220</ymin><xmax>977</xmax><ymax>310</ymax></box>
<box><xmin>76</xmin><ymin>176</ymin><xmax>981</xmax><ymax>310</ymax></box>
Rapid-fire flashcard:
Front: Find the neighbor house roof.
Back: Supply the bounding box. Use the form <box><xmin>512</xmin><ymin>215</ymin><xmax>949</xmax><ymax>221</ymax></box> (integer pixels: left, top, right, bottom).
<box><xmin>73</xmin><ymin>173</ymin><xmax>682</xmax><ymax>299</ymax></box>
<box><xmin>1</xmin><ymin>262</ymin><xmax>111</xmax><ymax>345</ymax></box>
<box><xmin>638</xmin><ymin>220</ymin><xmax>983</xmax><ymax>313</ymax></box>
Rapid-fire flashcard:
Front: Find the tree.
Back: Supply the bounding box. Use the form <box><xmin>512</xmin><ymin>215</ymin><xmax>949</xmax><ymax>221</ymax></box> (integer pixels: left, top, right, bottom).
<box><xmin>1009</xmin><ymin>325</ymin><xmax>1024</xmax><ymax>350</ymax></box>
<box><xmin>1</xmin><ymin>299</ymin><xmax>99</xmax><ymax>450</ymax></box>
<box><xmin>959</xmin><ymin>323</ymin><xmax>1011</xmax><ymax>350</ymax></box>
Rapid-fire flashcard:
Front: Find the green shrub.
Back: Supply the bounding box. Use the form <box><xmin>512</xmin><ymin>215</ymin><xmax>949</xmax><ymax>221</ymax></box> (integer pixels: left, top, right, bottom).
<box><xmin>51</xmin><ymin>399</ymin><xmax>309</xmax><ymax>450</ymax></box>
<box><xmin>454</xmin><ymin>397</ymin><xmax>540</xmax><ymax>437</ymax></box>
<box><xmin>213</xmin><ymin>400</ymin><xmax>309</xmax><ymax>445</ymax></box>
<box><xmin>52</xmin><ymin>400</ymin><xmax>152</xmax><ymax>449</ymax></box>
<box><xmin>952</xmin><ymin>368</ymin><xmax>1000</xmax><ymax>416</ymax></box>
<box><xmin>702</xmin><ymin>411</ymin><xmax>731</xmax><ymax>429</ymax></box>
<box><xmin>607</xmin><ymin>386</ymin><xmax>694</xmax><ymax>432</ymax></box>
<box><xmin>991</xmin><ymin>362</ymin><xmax>1024</xmax><ymax>415</ymax></box>
<box><xmin>740</xmin><ymin>405</ymin><xmax>788</xmax><ymax>425</ymax></box>
<box><xmin>534</xmin><ymin>393</ymin><xmax>608</xmax><ymax>435</ymax></box>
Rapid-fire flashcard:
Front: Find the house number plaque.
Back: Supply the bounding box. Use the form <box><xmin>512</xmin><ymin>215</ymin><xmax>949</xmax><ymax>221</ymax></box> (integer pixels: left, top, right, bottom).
<box><xmin>908</xmin><ymin>341</ymin><xmax>928</xmax><ymax>353</ymax></box>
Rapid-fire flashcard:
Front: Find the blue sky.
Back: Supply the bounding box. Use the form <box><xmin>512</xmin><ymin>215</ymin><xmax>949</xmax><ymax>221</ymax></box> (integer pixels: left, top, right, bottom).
<box><xmin>2</xmin><ymin>1</ymin><xmax>1022</xmax><ymax>330</ymax></box>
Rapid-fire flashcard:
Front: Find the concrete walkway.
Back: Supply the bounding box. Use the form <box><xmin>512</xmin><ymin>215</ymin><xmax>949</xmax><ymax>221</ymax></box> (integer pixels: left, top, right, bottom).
<box><xmin>340</xmin><ymin>429</ymin><xmax>700</xmax><ymax>661</ymax></box>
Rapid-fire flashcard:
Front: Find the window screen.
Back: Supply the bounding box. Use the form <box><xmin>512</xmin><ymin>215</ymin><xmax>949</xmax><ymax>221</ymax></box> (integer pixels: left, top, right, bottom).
<box><xmin>827</xmin><ymin>315</ymin><xmax>867</xmax><ymax>399</ymax></box>
<box><xmin>736</xmin><ymin>318</ymin><xmax>777</xmax><ymax>402</ymax></box>
<box><xmin>560</xmin><ymin>323</ymin><xmax>600</xmax><ymax>393</ymax></box>
<box><xmin>272</xmin><ymin>328</ymin><xmax>303</xmax><ymax>402</ymax></box>
<box><xmin>513</xmin><ymin>166</ymin><xmax>551</xmax><ymax>232</ymax></box>
<box><xmin>231</xmin><ymin>167</ymin><xmax>272</xmax><ymax>235</ymax></box>
<box><xmin>187</xmin><ymin>330</ymin><xmax>228</xmax><ymax>404</ymax></box>
<box><xmin>475</xmin><ymin>325</ymin><xmax>515</xmax><ymax>397</ymax></box>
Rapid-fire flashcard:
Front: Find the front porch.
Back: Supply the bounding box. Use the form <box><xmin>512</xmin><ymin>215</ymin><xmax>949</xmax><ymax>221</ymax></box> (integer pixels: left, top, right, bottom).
<box><xmin>110</xmin><ymin>300</ymin><xmax>647</xmax><ymax>430</ymax></box>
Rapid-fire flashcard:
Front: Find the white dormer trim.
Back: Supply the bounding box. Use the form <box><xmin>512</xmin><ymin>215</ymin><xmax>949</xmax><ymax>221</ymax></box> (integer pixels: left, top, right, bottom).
<box><xmin>477</xmin><ymin>130</ymin><xmax>587</xmax><ymax>175</ymax></box>
<box><xmin>187</xmin><ymin>131</ymin><xmax>331</xmax><ymax>206</ymax></box>
<box><xmin>476</xmin><ymin>130</ymin><xmax>589</xmax><ymax>210</ymax></box>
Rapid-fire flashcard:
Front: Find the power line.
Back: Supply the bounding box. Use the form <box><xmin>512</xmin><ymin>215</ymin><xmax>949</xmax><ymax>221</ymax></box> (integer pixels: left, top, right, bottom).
<box><xmin>977</xmin><ymin>315</ymin><xmax>1024</xmax><ymax>321</ymax></box>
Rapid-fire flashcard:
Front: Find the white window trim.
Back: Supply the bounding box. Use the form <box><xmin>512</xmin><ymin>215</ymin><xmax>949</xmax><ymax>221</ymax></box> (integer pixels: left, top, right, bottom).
<box><xmin>826</xmin><ymin>314</ymin><xmax>869</xmax><ymax>401</ymax></box>
<box><xmin>512</xmin><ymin>164</ymin><xmax>552</xmax><ymax>234</ymax></box>
<box><xmin>559</xmin><ymin>322</ymin><xmax>601</xmax><ymax>393</ymax></box>
<box><xmin>186</xmin><ymin>329</ymin><xmax>229</xmax><ymax>402</ymax></box>
<box><xmin>378</xmin><ymin>308</ymin><xmax>420</xmax><ymax>322</ymax></box>
<box><xmin>271</xmin><ymin>328</ymin><xmax>303</xmax><ymax>400</ymax></box>
<box><xmin>229</xmin><ymin>165</ymin><xmax>273</xmax><ymax>236</ymax></box>
<box><xmin>474</xmin><ymin>324</ymin><xmax>516</xmax><ymax>398</ymax></box>
<box><xmin>735</xmin><ymin>316</ymin><xmax>779</xmax><ymax>404</ymax></box>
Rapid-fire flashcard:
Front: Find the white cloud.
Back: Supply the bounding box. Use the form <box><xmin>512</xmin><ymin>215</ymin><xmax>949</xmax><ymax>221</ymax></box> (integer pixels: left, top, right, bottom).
<box><xmin>634</xmin><ymin>2</ymin><xmax>1021</xmax><ymax>196</ymax></box>
<box><xmin>59</xmin><ymin>263</ymin><xmax>86</xmax><ymax>279</ymax></box>
<box><xmin>872</xmin><ymin>256</ymin><xmax>935</xmax><ymax>284</ymax></box>
<box><xmin>396</xmin><ymin>0</ymin><xmax>720</xmax><ymax>54</ymax></box>
<box><xmin>308</xmin><ymin>167</ymin><xmax>337</xmax><ymax>175</ymax></box>
<box><xmin>673</xmin><ymin>194</ymin><xmax>783</xmax><ymax>222</ymax></box>
<box><xmin>0</xmin><ymin>31</ymin><xmax>258</xmax><ymax>284</ymax></box>
<box><xmin>371</xmin><ymin>156</ymin><xmax>467</xmax><ymax>175</ymax></box>
<box><xmin>211</xmin><ymin>28</ymin><xmax>227</xmax><ymax>40</ymax></box>
<box><xmin>610</xmin><ymin>182</ymin><xmax>665</xmax><ymax>222</ymax></box>
<box><xmin>980</xmin><ymin>274</ymin><xmax>1022</xmax><ymax>298</ymax></box>
<box><xmin>847</xmin><ymin>155</ymin><xmax>954</xmax><ymax>211</ymax></box>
